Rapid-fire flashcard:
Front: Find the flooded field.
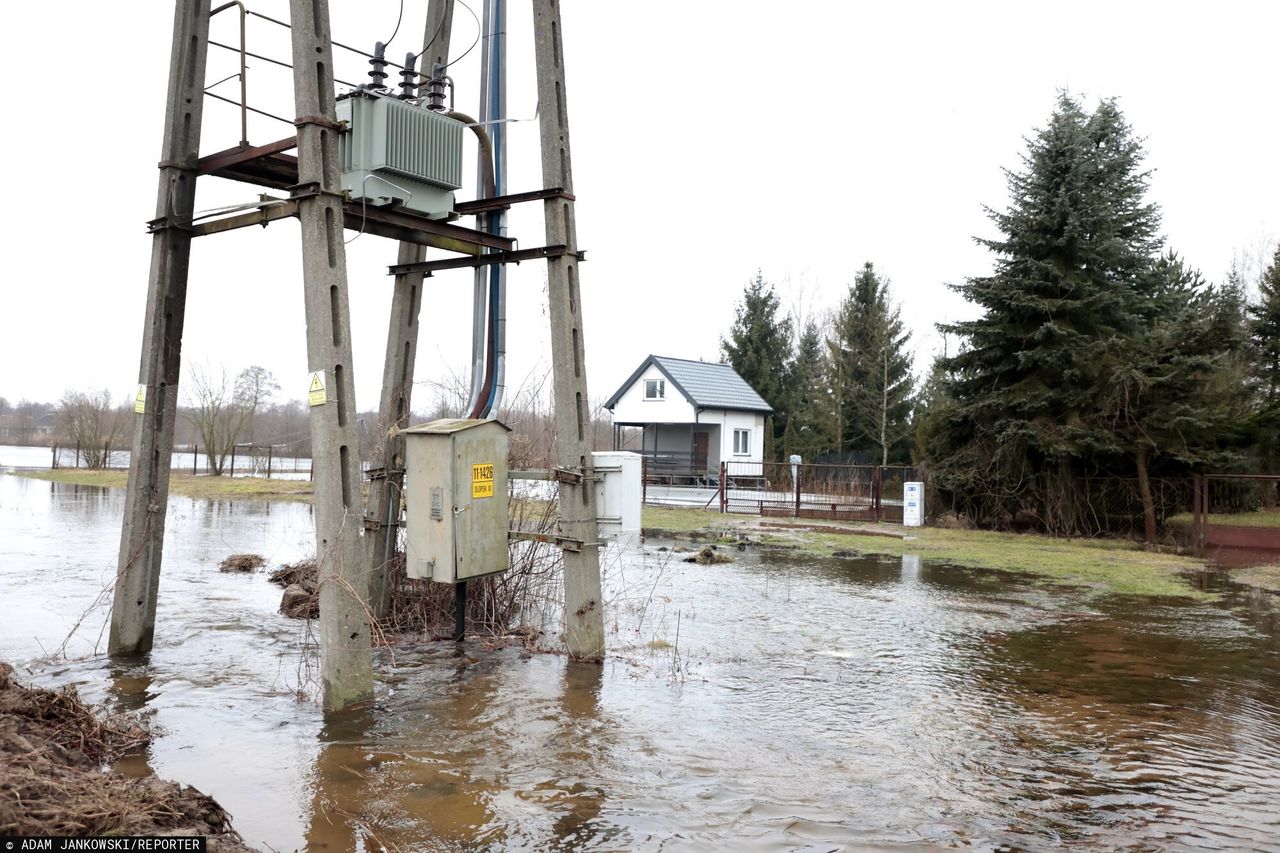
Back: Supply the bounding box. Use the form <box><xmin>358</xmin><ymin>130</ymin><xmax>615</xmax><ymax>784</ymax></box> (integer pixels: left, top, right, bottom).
<box><xmin>1</xmin><ymin>472</ymin><xmax>1278</xmax><ymax>850</ymax></box>
<box><xmin>0</xmin><ymin>443</ymin><xmax>312</xmax><ymax>478</ymax></box>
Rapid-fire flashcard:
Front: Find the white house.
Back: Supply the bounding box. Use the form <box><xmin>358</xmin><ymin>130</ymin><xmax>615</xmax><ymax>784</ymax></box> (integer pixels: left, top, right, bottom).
<box><xmin>604</xmin><ymin>355</ymin><xmax>772</xmax><ymax>479</ymax></box>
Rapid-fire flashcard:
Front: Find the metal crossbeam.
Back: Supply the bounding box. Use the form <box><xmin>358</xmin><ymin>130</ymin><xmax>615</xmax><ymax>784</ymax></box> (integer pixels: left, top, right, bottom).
<box><xmin>387</xmin><ymin>244</ymin><xmax>578</xmax><ymax>276</ymax></box>
<box><xmin>183</xmin><ymin>196</ymin><xmax>514</xmax><ymax>256</ymax></box>
<box><xmin>453</xmin><ymin>187</ymin><xmax>575</xmax><ymax>215</ymax></box>
<box><xmin>197</xmin><ymin>137</ymin><xmax>299</xmax><ymax>175</ymax></box>
<box><xmin>508</xmin><ymin>530</ymin><xmax>583</xmax><ymax>553</ymax></box>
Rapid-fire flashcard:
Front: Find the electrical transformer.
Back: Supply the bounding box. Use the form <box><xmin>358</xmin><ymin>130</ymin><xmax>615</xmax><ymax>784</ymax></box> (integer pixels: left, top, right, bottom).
<box><xmin>336</xmin><ymin>89</ymin><xmax>464</xmax><ymax>220</ymax></box>
<box><xmin>403</xmin><ymin>419</ymin><xmax>510</xmax><ymax>583</ymax></box>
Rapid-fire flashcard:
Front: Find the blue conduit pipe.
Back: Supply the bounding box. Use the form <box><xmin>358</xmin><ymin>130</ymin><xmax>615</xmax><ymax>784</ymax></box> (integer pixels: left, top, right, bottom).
<box><xmin>468</xmin><ymin>0</ymin><xmax>506</xmax><ymax>420</ymax></box>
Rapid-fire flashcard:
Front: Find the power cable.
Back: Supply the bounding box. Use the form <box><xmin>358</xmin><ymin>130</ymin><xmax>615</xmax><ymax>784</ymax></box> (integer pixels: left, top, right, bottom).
<box><xmin>415</xmin><ymin>9</ymin><xmax>449</xmax><ymax>63</ymax></box>
<box><xmin>384</xmin><ymin>0</ymin><xmax>405</xmax><ymax>49</ymax></box>
<box><xmin>440</xmin><ymin>0</ymin><xmax>481</xmax><ymax>69</ymax></box>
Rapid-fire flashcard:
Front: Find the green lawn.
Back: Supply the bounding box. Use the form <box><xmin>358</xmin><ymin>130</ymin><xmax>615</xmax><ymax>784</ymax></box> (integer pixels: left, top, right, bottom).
<box><xmin>12</xmin><ymin>469</ymin><xmax>314</xmax><ymax>502</ymax></box>
<box><xmin>643</xmin><ymin>505</ymin><xmax>1212</xmax><ymax>599</ymax></box>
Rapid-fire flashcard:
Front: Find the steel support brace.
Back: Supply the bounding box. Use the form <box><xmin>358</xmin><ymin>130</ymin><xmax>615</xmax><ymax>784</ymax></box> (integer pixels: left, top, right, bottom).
<box><xmin>365</xmin><ymin>0</ymin><xmax>456</xmax><ymax>619</ymax></box>
<box><xmin>387</xmin><ymin>244</ymin><xmax>577</xmax><ymax>276</ymax></box>
<box><xmin>290</xmin><ymin>0</ymin><xmax>373</xmax><ymax>711</ymax></box>
<box><xmin>533</xmin><ymin>1</ymin><xmax>606</xmax><ymax>659</ymax></box>
<box><xmin>110</xmin><ymin>0</ymin><xmax>210</xmax><ymax>656</ymax></box>
<box><xmin>453</xmin><ymin>186</ymin><xmax>575</xmax><ymax>216</ymax></box>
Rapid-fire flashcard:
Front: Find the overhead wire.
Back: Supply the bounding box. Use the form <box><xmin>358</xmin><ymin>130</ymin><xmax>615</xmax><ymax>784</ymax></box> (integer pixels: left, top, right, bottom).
<box><xmin>208</xmin><ymin>4</ymin><xmax>477</xmax><ymax>137</ymax></box>
<box><xmin>205</xmin><ymin>90</ymin><xmax>294</xmax><ymax>126</ymax></box>
<box><xmin>246</xmin><ymin>9</ymin><xmax>408</xmax><ymax>68</ymax></box>
<box><xmin>207</xmin><ymin>40</ymin><xmax>359</xmax><ymax>86</ymax></box>
<box><xmin>383</xmin><ymin>0</ymin><xmax>405</xmax><ymax>49</ymax></box>
<box><xmin>441</xmin><ymin>0</ymin><xmax>481</xmax><ymax>70</ymax></box>
<box><xmin>413</xmin><ymin>7</ymin><xmax>451</xmax><ymax>63</ymax></box>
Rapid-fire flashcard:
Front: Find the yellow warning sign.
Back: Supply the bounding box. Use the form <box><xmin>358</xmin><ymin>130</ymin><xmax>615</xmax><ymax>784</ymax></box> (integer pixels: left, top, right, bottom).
<box><xmin>308</xmin><ymin>370</ymin><xmax>327</xmax><ymax>407</ymax></box>
<box><xmin>134</xmin><ymin>384</ymin><xmax>147</xmax><ymax>414</ymax></box>
<box><xmin>471</xmin><ymin>462</ymin><xmax>495</xmax><ymax>499</ymax></box>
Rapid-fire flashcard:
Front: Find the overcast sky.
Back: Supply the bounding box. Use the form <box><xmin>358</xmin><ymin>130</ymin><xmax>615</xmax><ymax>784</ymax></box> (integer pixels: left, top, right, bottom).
<box><xmin>1</xmin><ymin>1</ymin><xmax>1276</xmax><ymax>416</ymax></box>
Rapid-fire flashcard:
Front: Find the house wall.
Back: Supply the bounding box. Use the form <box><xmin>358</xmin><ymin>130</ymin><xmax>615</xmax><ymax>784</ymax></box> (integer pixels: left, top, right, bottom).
<box><xmin>653</xmin><ymin>424</ymin><xmax>692</xmax><ymax>452</ymax></box>
<box><xmin>610</xmin><ymin>365</ymin><xmax>696</xmax><ymax>424</ymax></box>
<box><xmin>693</xmin><ymin>424</ymin><xmax>721</xmax><ymax>469</ymax></box>
<box><xmin>695</xmin><ymin>410</ymin><xmax>765</xmax><ymax>466</ymax></box>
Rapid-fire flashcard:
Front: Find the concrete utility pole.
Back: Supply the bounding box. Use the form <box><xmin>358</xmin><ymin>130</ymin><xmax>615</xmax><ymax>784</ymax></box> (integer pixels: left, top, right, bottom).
<box><xmin>366</xmin><ymin>0</ymin><xmax>455</xmax><ymax>618</ymax></box>
<box><xmin>532</xmin><ymin>0</ymin><xmax>606</xmax><ymax>659</ymax></box>
<box><xmin>289</xmin><ymin>0</ymin><xmax>374</xmax><ymax>710</ymax></box>
<box><xmin>110</xmin><ymin>0</ymin><xmax>209</xmax><ymax>655</ymax></box>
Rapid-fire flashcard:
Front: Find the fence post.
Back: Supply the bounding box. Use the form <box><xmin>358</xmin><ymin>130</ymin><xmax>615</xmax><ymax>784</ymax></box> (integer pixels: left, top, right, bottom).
<box><xmin>75</xmin><ymin>441</ymin><xmax>81</xmax><ymax>468</ymax></box>
<box><xmin>794</xmin><ymin>464</ymin><xmax>801</xmax><ymax>517</ymax></box>
<box><xmin>229</xmin><ymin>445</ymin><xmax>236</xmax><ymax>477</ymax></box>
<box><xmin>51</xmin><ymin>445</ymin><xmax>58</xmax><ymax>470</ymax></box>
<box><xmin>267</xmin><ymin>446</ymin><xmax>273</xmax><ymax>478</ymax></box>
<box><xmin>1202</xmin><ymin>476</ymin><xmax>1211</xmax><ymax>554</ymax></box>
<box><xmin>873</xmin><ymin>466</ymin><xmax>883</xmax><ymax>522</ymax></box>
<box><xmin>642</xmin><ymin>457</ymin><xmax>647</xmax><ymax>507</ymax></box>
<box><xmin>192</xmin><ymin>444</ymin><xmax>198</xmax><ymax>476</ymax></box>
<box><xmin>1192</xmin><ymin>474</ymin><xmax>1202</xmax><ymax>556</ymax></box>
<box><xmin>719</xmin><ymin>462</ymin><xmax>727</xmax><ymax>514</ymax></box>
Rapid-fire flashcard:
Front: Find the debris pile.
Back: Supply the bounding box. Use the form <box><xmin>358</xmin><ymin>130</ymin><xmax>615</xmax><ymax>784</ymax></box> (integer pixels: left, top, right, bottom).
<box><xmin>269</xmin><ymin>558</ymin><xmax>319</xmax><ymax>619</ymax></box>
<box><xmin>218</xmin><ymin>553</ymin><xmax>265</xmax><ymax>573</ymax></box>
<box><xmin>684</xmin><ymin>546</ymin><xmax>734</xmax><ymax>565</ymax></box>
<box><xmin>0</xmin><ymin>662</ymin><xmax>249</xmax><ymax>847</ymax></box>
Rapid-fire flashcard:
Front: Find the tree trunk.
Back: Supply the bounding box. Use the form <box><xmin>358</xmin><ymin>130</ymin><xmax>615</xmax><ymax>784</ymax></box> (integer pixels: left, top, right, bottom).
<box><xmin>1136</xmin><ymin>445</ymin><xmax>1157</xmax><ymax>545</ymax></box>
<box><xmin>880</xmin><ymin>347</ymin><xmax>889</xmax><ymax>467</ymax></box>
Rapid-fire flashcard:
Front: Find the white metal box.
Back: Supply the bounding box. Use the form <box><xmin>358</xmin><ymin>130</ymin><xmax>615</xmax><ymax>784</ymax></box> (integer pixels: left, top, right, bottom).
<box><xmin>903</xmin><ymin>481</ymin><xmax>924</xmax><ymax>527</ymax></box>
<box><xmin>592</xmin><ymin>451</ymin><xmax>642</xmax><ymax>538</ymax></box>
<box><xmin>404</xmin><ymin>419</ymin><xmax>510</xmax><ymax>583</ymax></box>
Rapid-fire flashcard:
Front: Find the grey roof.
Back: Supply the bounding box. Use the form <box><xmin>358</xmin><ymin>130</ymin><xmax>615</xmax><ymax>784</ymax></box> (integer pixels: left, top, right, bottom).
<box><xmin>604</xmin><ymin>355</ymin><xmax>773</xmax><ymax>414</ymax></box>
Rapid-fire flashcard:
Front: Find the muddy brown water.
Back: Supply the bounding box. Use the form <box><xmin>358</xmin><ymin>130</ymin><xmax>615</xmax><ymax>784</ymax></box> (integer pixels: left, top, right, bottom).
<box><xmin>2</xmin><ymin>472</ymin><xmax>1279</xmax><ymax>850</ymax></box>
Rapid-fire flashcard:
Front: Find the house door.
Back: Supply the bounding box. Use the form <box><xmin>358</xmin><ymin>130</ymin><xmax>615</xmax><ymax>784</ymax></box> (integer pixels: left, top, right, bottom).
<box><xmin>692</xmin><ymin>431</ymin><xmax>709</xmax><ymax>473</ymax></box>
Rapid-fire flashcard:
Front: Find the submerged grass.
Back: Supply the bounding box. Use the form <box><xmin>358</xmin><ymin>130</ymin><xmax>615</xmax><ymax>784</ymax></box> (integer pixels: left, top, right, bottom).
<box><xmin>643</xmin><ymin>505</ymin><xmax>1212</xmax><ymax>599</ymax></box>
<box><xmin>1234</xmin><ymin>564</ymin><xmax>1280</xmax><ymax>593</ymax></box>
<box><xmin>12</xmin><ymin>469</ymin><xmax>314</xmax><ymax>502</ymax></box>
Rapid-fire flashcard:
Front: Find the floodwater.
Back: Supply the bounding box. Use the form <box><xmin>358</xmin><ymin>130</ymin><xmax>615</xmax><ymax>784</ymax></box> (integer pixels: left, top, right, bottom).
<box><xmin>0</xmin><ymin>443</ymin><xmax>312</xmax><ymax>477</ymax></box>
<box><xmin>1</xmin><ymin>472</ymin><xmax>1279</xmax><ymax>851</ymax></box>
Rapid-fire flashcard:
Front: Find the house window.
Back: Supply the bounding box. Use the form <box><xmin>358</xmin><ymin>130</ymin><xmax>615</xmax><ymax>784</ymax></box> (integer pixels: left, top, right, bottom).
<box><xmin>644</xmin><ymin>379</ymin><xmax>665</xmax><ymax>400</ymax></box>
<box><xmin>733</xmin><ymin>429</ymin><xmax>750</xmax><ymax>455</ymax></box>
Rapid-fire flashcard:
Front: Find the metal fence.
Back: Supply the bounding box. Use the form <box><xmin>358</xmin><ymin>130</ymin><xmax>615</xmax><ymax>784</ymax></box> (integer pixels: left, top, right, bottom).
<box><xmin>1062</xmin><ymin>477</ymin><xmax>1195</xmax><ymax>539</ymax></box>
<box><xmin>721</xmin><ymin>460</ymin><xmax>921</xmax><ymax>521</ymax></box>
<box><xmin>48</xmin><ymin>442</ymin><xmax>314</xmax><ymax>479</ymax></box>
<box><xmin>1190</xmin><ymin>474</ymin><xmax>1280</xmax><ymax>553</ymax></box>
<box><xmin>639</xmin><ymin>457</ymin><xmax>924</xmax><ymax>522</ymax></box>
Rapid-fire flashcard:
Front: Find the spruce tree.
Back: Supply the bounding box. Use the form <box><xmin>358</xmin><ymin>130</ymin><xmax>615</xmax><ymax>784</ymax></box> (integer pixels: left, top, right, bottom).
<box><xmin>830</xmin><ymin>262</ymin><xmax>914</xmax><ymax>464</ymax></box>
<box><xmin>1249</xmin><ymin>246</ymin><xmax>1280</xmax><ymax>483</ymax></box>
<box><xmin>1249</xmin><ymin>247</ymin><xmax>1280</xmax><ymax>409</ymax></box>
<box><xmin>721</xmin><ymin>272</ymin><xmax>793</xmax><ymax>457</ymax></box>
<box><xmin>1101</xmin><ymin>254</ymin><xmax>1249</xmax><ymax>540</ymax></box>
<box><xmin>781</xmin><ymin>320</ymin><xmax>837</xmax><ymax>461</ymax></box>
<box><xmin>932</xmin><ymin>94</ymin><xmax>1164</xmax><ymax>528</ymax></box>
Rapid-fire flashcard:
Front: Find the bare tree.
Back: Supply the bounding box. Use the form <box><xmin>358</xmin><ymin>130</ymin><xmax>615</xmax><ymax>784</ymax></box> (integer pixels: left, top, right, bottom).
<box><xmin>186</xmin><ymin>364</ymin><xmax>279</xmax><ymax>475</ymax></box>
<box><xmin>56</xmin><ymin>389</ymin><xmax>126</xmax><ymax>468</ymax></box>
